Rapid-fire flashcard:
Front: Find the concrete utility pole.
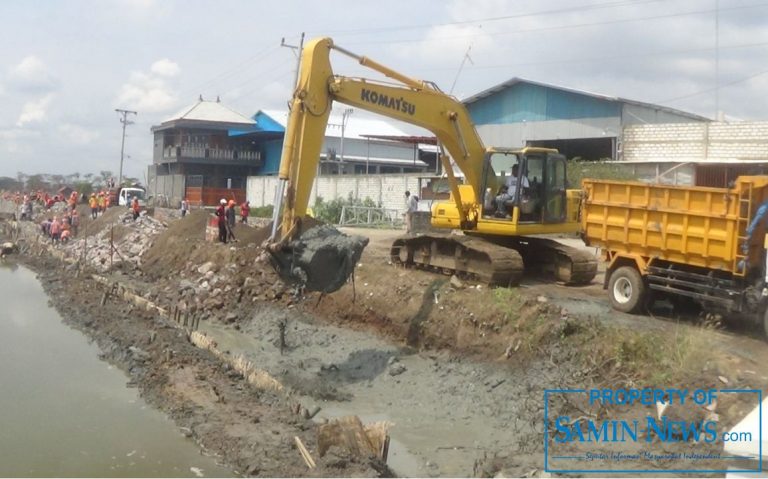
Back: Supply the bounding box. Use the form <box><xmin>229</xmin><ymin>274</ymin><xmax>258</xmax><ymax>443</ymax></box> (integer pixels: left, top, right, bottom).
<box><xmin>115</xmin><ymin>108</ymin><xmax>137</xmax><ymax>188</ymax></box>
<box><xmin>271</xmin><ymin>32</ymin><xmax>305</xmax><ymax>241</ymax></box>
<box><xmin>281</xmin><ymin>32</ymin><xmax>305</xmax><ymax>90</ymax></box>
<box><xmin>339</xmin><ymin>108</ymin><xmax>354</xmax><ymax>166</ymax></box>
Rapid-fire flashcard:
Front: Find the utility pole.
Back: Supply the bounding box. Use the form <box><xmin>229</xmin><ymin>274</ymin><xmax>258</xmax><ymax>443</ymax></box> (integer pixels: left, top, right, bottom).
<box><xmin>271</xmin><ymin>32</ymin><xmax>305</xmax><ymax>241</ymax></box>
<box><xmin>339</xmin><ymin>108</ymin><xmax>354</xmax><ymax>167</ymax></box>
<box><xmin>281</xmin><ymin>32</ymin><xmax>305</xmax><ymax>90</ymax></box>
<box><xmin>115</xmin><ymin>108</ymin><xmax>137</xmax><ymax>188</ymax></box>
<box><xmin>714</xmin><ymin>0</ymin><xmax>720</xmax><ymax>120</ymax></box>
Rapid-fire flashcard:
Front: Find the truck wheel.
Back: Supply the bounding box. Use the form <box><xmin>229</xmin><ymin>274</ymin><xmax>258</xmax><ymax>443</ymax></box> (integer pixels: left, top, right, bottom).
<box><xmin>608</xmin><ymin>266</ymin><xmax>646</xmax><ymax>314</ymax></box>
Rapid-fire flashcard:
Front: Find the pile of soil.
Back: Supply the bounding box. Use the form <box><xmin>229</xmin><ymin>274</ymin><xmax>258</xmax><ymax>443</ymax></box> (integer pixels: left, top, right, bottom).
<box><xmin>140</xmin><ymin>209</ymin><xmax>216</xmax><ymax>279</ymax></box>
<box><xmin>78</xmin><ymin>205</ymin><xmax>126</xmax><ymax>238</ymax></box>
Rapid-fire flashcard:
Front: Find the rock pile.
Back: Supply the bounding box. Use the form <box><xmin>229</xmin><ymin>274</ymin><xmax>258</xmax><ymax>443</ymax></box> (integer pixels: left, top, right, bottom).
<box><xmin>63</xmin><ymin>211</ymin><xmax>166</xmax><ymax>272</ymax></box>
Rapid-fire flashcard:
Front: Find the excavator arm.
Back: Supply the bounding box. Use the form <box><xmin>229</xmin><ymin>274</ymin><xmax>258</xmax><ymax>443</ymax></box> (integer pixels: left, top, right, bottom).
<box><xmin>265</xmin><ymin>36</ymin><xmax>501</xmax><ymax>294</ymax></box>
<box><xmin>271</xmin><ymin>37</ymin><xmax>493</xmax><ymax>243</ymax></box>
<box><xmin>267</xmin><ymin>36</ymin><xmax>597</xmax><ymax>293</ymax></box>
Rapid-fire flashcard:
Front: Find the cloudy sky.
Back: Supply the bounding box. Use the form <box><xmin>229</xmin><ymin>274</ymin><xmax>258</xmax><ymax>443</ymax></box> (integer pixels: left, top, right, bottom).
<box><xmin>1</xmin><ymin>0</ymin><xmax>767</xmax><ymax>180</ymax></box>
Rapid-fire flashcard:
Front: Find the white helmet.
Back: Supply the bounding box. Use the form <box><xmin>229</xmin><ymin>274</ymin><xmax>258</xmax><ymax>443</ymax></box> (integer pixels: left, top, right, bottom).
<box><xmin>220</xmin><ymin>199</ymin><xmax>226</xmax><ymax>205</ymax></box>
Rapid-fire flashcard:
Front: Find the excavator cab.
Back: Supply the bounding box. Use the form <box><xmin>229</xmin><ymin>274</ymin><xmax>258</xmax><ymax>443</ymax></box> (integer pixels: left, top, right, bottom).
<box><xmin>480</xmin><ymin>148</ymin><xmax>567</xmax><ymax>225</ymax></box>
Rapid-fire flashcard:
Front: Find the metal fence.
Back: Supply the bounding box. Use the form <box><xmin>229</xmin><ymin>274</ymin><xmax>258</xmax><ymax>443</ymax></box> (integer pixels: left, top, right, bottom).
<box><xmin>339</xmin><ymin>205</ymin><xmax>403</xmax><ymax>228</ymax></box>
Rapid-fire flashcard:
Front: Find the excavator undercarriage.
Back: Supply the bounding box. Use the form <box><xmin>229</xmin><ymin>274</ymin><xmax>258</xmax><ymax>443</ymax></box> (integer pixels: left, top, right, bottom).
<box><xmin>390</xmin><ymin>235</ymin><xmax>597</xmax><ymax>286</ymax></box>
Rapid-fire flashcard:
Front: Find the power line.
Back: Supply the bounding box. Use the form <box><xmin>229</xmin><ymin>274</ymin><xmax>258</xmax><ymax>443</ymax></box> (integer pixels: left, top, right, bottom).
<box><xmin>656</xmin><ymin>67</ymin><xmax>768</xmax><ymax>105</ymax></box>
<box><xmin>421</xmin><ymin>39</ymin><xmax>768</xmax><ymax>72</ymax></box>
<box><xmin>312</xmin><ymin>0</ymin><xmax>662</xmax><ymax>36</ymax></box>
<box><xmin>336</xmin><ymin>2</ymin><xmax>768</xmax><ymax>47</ymax></box>
<box><xmin>176</xmin><ymin>44</ymin><xmax>280</xmax><ymax>101</ymax></box>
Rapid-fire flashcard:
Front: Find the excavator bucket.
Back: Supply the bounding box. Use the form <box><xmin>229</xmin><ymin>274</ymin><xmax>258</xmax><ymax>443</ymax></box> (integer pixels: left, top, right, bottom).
<box><xmin>268</xmin><ymin>225</ymin><xmax>369</xmax><ymax>294</ymax></box>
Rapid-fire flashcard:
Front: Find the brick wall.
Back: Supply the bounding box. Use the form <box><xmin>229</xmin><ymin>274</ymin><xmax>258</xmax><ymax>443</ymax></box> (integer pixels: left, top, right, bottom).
<box><xmin>623</xmin><ymin>121</ymin><xmax>768</xmax><ymax>162</ymax></box>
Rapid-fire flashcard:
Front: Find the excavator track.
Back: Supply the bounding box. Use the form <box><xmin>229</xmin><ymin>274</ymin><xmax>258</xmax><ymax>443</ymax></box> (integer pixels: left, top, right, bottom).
<box><xmin>390</xmin><ymin>235</ymin><xmax>597</xmax><ymax>286</ymax></box>
<box><xmin>390</xmin><ymin>234</ymin><xmax>525</xmax><ymax>286</ymax></box>
<box><xmin>479</xmin><ymin>235</ymin><xmax>598</xmax><ymax>285</ymax></box>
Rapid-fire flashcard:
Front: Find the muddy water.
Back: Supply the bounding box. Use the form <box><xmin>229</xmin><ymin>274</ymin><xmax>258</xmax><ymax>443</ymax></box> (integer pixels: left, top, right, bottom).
<box><xmin>0</xmin><ymin>264</ymin><xmax>232</xmax><ymax>478</ymax></box>
<box><xmin>201</xmin><ymin>305</ymin><xmax>541</xmax><ymax>477</ymax></box>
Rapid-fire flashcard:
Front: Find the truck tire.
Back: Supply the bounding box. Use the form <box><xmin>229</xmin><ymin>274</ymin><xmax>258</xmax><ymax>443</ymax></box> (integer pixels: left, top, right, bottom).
<box><xmin>608</xmin><ymin>266</ymin><xmax>646</xmax><ymax>314</ymax></box>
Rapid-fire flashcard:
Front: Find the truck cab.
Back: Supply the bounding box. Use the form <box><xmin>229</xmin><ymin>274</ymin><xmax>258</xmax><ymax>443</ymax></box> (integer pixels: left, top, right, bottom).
<box><xmin>118</xmin><ymin>187</ymin><xmax>146</xmax><ymax>207</ymax></box>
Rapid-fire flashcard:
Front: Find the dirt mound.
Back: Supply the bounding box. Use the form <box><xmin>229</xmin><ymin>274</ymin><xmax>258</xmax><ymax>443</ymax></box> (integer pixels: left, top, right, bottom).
<box><xmin>235</xmin><ymin>222</ymin><xmax>272</xmax><ymax>245</ymax></box>
<box><xmin>163</xmin><ymin>208</ymin><xmax>211</xmax><ymax>239</ymax></box>
<box><xmin>140</xmin><ymin>210</ymin><xmax>211</xmax><ymax>279</ymax></box>
<box><xmin>79</xmin><ymin>206</ymin><xmax>127</xmax><ymax>238</ymax></box>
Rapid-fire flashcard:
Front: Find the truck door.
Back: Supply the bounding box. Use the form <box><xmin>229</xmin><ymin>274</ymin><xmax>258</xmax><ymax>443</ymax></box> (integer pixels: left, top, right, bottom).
<box><xmin>543</xmin><ymin>155</ymin><xmax>566</xmax><ymax>223</ymax></box>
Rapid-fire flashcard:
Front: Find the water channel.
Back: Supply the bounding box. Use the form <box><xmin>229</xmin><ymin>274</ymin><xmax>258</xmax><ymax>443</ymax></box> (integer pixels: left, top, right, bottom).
<box><xmin>0</xmin><ymin>263</ymin><xmax>233</xmax><ymax>477</ymax></box>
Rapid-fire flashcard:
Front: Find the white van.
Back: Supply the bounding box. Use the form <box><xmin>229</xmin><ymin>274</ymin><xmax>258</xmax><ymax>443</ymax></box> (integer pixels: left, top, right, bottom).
<box><xmin>118</xmin><ymin>187</ymin><xmax>146</xmax><ymax>207</ymax></box>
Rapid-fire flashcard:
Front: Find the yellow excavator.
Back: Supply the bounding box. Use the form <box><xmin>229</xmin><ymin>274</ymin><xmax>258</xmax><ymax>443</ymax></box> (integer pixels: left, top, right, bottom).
<box><xmin>267</xmin><ymin>37</ymin><xmax>597</xmax><ymax>292</ymax></box>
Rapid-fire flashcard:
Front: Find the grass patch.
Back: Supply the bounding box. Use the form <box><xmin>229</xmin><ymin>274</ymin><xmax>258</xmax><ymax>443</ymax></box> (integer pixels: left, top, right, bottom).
<box><xmin>491</xmin><ymin>287</ymin><xmax>719</xmax><ymax>387</ymax></box>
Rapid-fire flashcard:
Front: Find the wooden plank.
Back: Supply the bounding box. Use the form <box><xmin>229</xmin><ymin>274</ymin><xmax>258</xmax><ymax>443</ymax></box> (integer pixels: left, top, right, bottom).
<box><xmin>294</xmin><ymin>436</ymin><xmax>316</xmax><ymax>469</ymax></box>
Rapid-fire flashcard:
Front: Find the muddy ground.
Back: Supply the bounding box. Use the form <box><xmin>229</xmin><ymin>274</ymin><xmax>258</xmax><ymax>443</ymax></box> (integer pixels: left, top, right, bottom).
<box><xmin>4</xmin><ymin>202</ymin><xmax>768</xmax><ymax>477</ymax></box>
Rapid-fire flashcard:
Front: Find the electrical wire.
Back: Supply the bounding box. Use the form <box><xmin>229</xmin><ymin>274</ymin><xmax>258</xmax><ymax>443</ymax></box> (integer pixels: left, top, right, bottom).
<box><xmin>312</xmin><ymin>0</ymin><xmax>664</xmax><ymax>35</ymax></box>
<box><xmin>336</xmin><ymin>2</ymin><xmax>768</xmax><ymax>46</ymax></box>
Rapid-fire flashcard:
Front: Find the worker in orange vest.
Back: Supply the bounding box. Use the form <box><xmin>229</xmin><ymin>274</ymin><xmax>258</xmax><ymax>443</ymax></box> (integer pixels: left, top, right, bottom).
<box><xmin>89</xmin><ymin>193</ymin><xmax>98</xmax><ymax>219</ymax></box>
<box><xmin>131</xmin><ymin>196</ymin><xmax>140</xmax><ymax>221</ymax></box>
<box><xmin>240</xmin><ymin>201</ymin><xmax>250</xmax><ymax>224</ymax></box>
<box><xmin>97</xmin><ymin>192</ymin><xmax>106</xmax><ymax>215</ymax></box>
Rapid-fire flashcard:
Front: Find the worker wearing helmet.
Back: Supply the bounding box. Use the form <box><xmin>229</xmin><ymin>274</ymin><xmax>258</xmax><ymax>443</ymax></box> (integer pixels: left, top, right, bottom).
<box><xmin>216</xmin><ymin>199</ymin><xmax>227</xmax><ymax>243</ymax></box>
<box><xmin>89</xmin><ymin>193</ymin><xmax>98</xmax><ymax>219</ymax></box>
<box><xmin>226</xmin><ymin>200</ymin><xmax>237</xmax><ymax>242</ymax></box>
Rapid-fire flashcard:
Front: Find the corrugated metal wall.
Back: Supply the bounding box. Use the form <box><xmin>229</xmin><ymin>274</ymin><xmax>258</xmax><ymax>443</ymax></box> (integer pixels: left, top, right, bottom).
<box><xmin>467</xmin><ymin>83</ymin><xmax>619</xmax><ymax>125</ymax></box>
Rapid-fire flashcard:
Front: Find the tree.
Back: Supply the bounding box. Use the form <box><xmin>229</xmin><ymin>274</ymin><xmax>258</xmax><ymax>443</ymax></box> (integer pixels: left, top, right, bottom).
<box><xmin>26</xmin><ymin>174</ymin><xmax>49</xmax><ymax>191</ymax></box>
<box><xmin>99</xmin><ymin>170</ymin><xmax>113</xmax><ymax>186</ymax></box>
<box><xmin>0</xmin><ymin>177</ymin><xmax>23</xmax><ymax>191</ymax></box>
<box><xmin>73</xmin><ymin>181</ymin><xmax>93</xmax><ymax>196</ymax></box>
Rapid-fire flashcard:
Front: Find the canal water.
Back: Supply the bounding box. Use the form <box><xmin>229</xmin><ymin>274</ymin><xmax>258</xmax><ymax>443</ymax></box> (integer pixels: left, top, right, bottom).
<box><xmin>0</xmin><ymin>264</ymin><xmax>233</xmax><ymax>477</ymax></box>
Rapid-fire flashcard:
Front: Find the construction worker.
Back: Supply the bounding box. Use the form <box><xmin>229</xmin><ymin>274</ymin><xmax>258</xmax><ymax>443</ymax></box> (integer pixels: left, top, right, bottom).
<box><xmin>131</xmin><ymin>196</ymin><xmax>140</xmax><ymax>221</ymax></box>
<box><xmin>69</xmin><ymin>191</ymin><xmax>78</xmax><ymax>211</ymax></box>
<box><xmin>50</xmin><ymin>216</ymin><xmax>61</xmax><ymax>244</ymax></box>
<box><xmin>240</xmin><ymin>200</ymin><xmax>250</xmax><ymax>224</ymax></box>
<box><xmin>216</xmin><ymin>199</ymin><xmax>227</xmax><ymax>243</ymax></box>
<box><xmin>97</xmin><ymin>192</ymin><xmax>106</xmax><ymax>215</ymax></box>
<box><xmin>71</xmin><ymin>209</ymin><xmax>80</xmax><ymax>236</ymax></box>
<box><xmin>226</xmin><ymin>199</ymin><xmax>237</xmax><ymax>242</ymax></box>
<box><xmin>89</xmin><ymin>193</ymin><xmax>98</xmax><ymax>219</ymax></box>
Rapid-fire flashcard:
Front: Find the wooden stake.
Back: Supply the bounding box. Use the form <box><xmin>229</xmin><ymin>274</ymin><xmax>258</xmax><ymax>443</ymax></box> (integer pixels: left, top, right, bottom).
<box><xmin>294</xmin><ymin>436</ymin><xmax>316</xmax><ymax>469</ymax></box>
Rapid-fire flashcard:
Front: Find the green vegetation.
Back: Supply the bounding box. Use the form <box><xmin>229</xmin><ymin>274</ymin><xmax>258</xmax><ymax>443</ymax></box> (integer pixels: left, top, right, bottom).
<box><xmin>490</xmin><ymin>285</ymin><xmax>716</xmax><ymax>386</ymax></box>
<box><xmin>251</xmin><ymin>205</ymin><xmax>274</xmax><ymax>218</ymax></box>
<box><xmin>567</xmin><ymin>160</ymin><xmax>635</xmax><ymax>189</ymax></box>
<box><xmin>313</xmin><ymin>194</ymin><xmax>378</xmax><ymax>224</ymax></box>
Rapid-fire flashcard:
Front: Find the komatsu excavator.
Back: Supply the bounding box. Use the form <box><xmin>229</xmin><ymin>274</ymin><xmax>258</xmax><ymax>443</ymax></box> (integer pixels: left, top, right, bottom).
<box><xmin>267</xmin><ymin>37</ymin><xmax>597</xmax><ymax>292</ymax></box>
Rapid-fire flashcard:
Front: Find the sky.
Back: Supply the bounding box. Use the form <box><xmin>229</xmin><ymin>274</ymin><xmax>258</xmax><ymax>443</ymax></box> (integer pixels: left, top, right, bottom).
<box><xmin>1</xmin><ymin>0</ymin><xmax>767</xmax><ymax>181</ymax></box>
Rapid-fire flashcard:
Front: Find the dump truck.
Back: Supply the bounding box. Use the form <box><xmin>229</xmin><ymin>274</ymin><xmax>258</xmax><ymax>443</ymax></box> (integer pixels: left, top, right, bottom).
<box><xmin>582</xmin><ymin>176</ymin><xmax>768</xmax><ymax>334</ymax></box>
